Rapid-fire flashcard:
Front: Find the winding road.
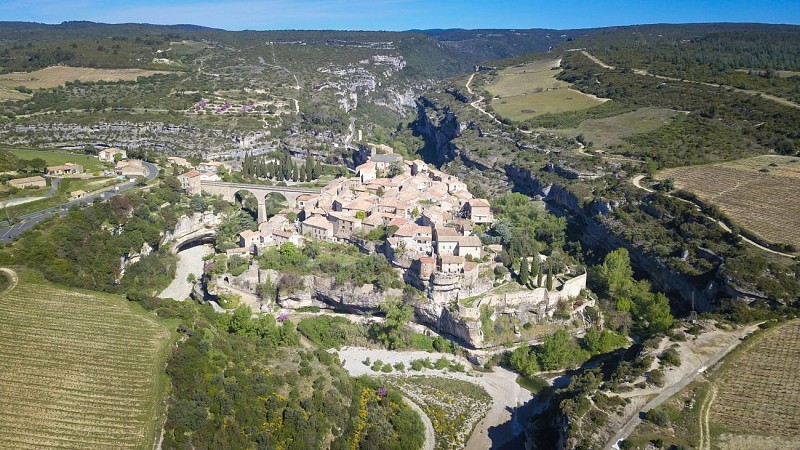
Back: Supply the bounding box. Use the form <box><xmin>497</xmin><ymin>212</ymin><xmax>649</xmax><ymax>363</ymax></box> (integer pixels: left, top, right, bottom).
<box><xmin>0</xmin><ymin>161</ymin><xmax>159</xmax><ymax>243</ymax></box>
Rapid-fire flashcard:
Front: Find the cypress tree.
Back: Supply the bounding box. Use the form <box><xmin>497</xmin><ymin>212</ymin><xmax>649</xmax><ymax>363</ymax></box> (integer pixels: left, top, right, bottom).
<box><xmin>519</xmin><ymin>257</ymin><xmax>529</xmax><ymax>285</ymax></box>
<box><xmin>546</xmin><ymin>262</ymin><xmax>554</xmax><ymax>291</ymax></box>
<box><xmin>537</xmin><ymin>263</ymin><xmax>543</xmax><ymax>287</ymax></box>
<box><xmin>291</xmin><ymin>163</ymin><xmax>299</xmax><ymax>182</ymax></box>
<box><xmin>531</xmin><ymin>252</ymin><xmax>540</xmax><ymax>286</ymax></box>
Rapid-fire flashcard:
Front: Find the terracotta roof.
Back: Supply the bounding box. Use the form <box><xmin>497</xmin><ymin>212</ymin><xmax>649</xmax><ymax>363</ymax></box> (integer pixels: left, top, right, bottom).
<box><xmin>456</xmin><ymin>236</ymin><xmax>483</xmax><ymax>248</ymax></box>
<box><xmin>273</xmin><ymin>230</ymin><xmax>292</xmax><ymax>238</ymax></box>
<box><xmin>469</xmin><ymin>198</ymin><xmax>491</xmax><ymax>207</ymax></box>
<box><xmin>419</xmin><ymin>256</ymin><xmax>436</xmax><ymax>264</ymax></box>
<box><xmin>239</xmin><ymin>230</ymin><xmax>260</xmax><ymax>239</ymax></box>
<box><xmin>302</xmin><ymin>216</ymin><xmax>333</xmax><ymax>230</ymax></box>
<box><xmin>440</xmin><ymin>255</ymin><xmax>464</xmax><ymax>265</ymax></box>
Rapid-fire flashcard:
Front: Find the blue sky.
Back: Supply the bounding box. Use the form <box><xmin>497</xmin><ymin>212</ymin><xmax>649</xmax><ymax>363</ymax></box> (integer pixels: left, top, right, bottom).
<box><xmin>1</xmin><ymin>0</ymin><xmax>798</xmax><ymax>31</ymax></box>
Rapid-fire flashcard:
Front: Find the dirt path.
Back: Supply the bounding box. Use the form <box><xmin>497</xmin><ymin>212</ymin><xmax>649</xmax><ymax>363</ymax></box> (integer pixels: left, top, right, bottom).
<box><xmin>580</xmin><ymin>50</ymin><xmax>800</xmax><ymax>110</ymax></box>
<box><xmin>402</xmin><ymin>396</ymin><xmax>435</xmax><ymax>450</ymax></box>
<box><xmin>465</xmin><ymin>73</ymin><xmax>503</xmax><ymax>125</ymax></box>
<box><xmin>605</xmin><ymin>324</ymin><xmax>760</xmax><ymax>449</ymax></box>
<box><xmin>699</xmin><ymin>383</ymin><xmax>718</xmax><ymax>450</ymax></box>
<box><xmin>0</xmin><ymin>268</ymin><xmax>19</xmax><ymax>296</ymax></box>
<box><xmin>632</xmin><ymin>174</ymin><xmax>654</xmax><ymax>193</ymax></box>
<box><xmin>581</xmin><ymin>51</ymin><xmax>615</xmax><ymax>70</ymax></box>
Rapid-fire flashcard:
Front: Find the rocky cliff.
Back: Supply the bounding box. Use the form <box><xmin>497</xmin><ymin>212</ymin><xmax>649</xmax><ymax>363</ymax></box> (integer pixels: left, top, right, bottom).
<box><xmin>413</xmin><ymin>96</ymin><xmax>724</xmax><ymax>311</ymax></box>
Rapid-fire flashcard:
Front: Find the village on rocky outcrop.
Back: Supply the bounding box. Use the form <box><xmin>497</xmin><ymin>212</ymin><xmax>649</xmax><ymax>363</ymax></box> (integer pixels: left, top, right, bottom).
<box><xmin>170</xmin><ymin>144</ymin><xmax>590</xmax><ymax>351</ymax></box>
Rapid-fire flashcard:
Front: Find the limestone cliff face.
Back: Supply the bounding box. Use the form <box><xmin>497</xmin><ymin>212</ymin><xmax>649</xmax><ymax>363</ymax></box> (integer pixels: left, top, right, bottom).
<box><xmin>413</xmin><ymin>98</ymin><xmax>729</xmax><ymax>311</ymax></box>
<box><xmin>415</xmin><ymin>97</ymin><xmax>462</xmax><ymax>165</ymax></box>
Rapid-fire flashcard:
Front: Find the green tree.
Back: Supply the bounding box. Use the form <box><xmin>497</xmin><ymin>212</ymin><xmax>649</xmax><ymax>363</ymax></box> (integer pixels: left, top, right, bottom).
<box><xmin>372</xmin><ymin>299</ymin><xmax>413</xmax><ymax>349</ymax></box>
<box><xmin>546</xmin><ymin>262</ymin><xmax>553</xmax><ymax>291</ymax></box>
<box><xmin>537</xmin><ymin>263</ymin><xmax>543</xmax><ymax>287</ymax></box>
<box><xmin>598</xmin><ymin>248</ymin><xmax>634</xmax><ymax>298</ymax></box>
<box><xmin>519</xmin><ymin>257</ymin><xmax>529</xmax><ymax>285</ymax></box>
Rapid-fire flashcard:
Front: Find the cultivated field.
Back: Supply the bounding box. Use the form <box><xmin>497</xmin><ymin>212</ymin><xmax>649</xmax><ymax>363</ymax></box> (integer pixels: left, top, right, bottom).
<box><xmin>487</xmin><ymin>59</ymin><xmax>606</xmax><ymax>121</ymax></box>
<box><xmin>0</xmin><ymin>66</ymin><xmax>166</xmax><ymax>90</ymax></box>
<box><xmin>9</xmin><ymin>148</ymin><xmax>106</xmax><ymax>172</ymax></box>
<box><xmin>657</xmin><ymin>155</ymin><xmax>800</xmax><ymax>248</ymax></box>
<box><xmin>710</xmin><ymin>320</ymin><xmax>800</xmax><ymax>443</ymax></box>
<box><xmin>0</xmin><ymin>269</ymin><xmax>173</xmax><ymax>449</ymax></box>
<box><xmin>555</xmin><ymin>107</ymin><xmax>681</xmax><ymax>148</ymax></box>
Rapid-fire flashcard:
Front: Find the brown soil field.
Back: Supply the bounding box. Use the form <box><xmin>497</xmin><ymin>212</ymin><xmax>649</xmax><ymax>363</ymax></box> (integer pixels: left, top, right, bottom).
<box><xmin>0</xmin><ymin>66</ymin><xmax>167</xmax><ymax>90</ymax></box>
<box><xmin>710</xmin><ymin>320</ymin><xmax>800</xmax><ymax>442</ymax></box>
<box><xmin>657</xmin><ymin>155</ymin><xmax>800</xmax><ymax>248</ymax></box>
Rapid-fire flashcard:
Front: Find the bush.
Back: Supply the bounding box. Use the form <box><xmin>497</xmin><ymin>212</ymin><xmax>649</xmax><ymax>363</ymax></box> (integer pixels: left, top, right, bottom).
<box><xmin>645</xmin><ymin>407</ymin><xmax>671</xmax><ymax>426</ymax></box>
<box><xmin>648</xmin><ymin>369</ymin><xmax>666</xmax><ymax>387</ymax></box>
<box><xmin>394</xmin><ymin>362</ymin><xmax>405</xmax><ymax>371</ymax></box>
<box><xmin>660</xmin><ymin>348</ymin><xmax>682</xmax><ymax>367</ymax></box>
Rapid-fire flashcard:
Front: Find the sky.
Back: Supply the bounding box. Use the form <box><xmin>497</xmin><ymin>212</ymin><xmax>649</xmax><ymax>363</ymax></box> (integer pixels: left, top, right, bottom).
<box><xmin>0</xmin><ymin>0</ymin><xmax>798</xmax><ymax>31</ymax></box>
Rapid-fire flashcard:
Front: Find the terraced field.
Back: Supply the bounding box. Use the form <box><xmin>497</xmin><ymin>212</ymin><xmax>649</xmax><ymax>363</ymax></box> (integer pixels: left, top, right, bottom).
<box><xmin>0</xmin><ymin>269</ymin><xmax>172</xmax><ymax>449</ymax></box>
<box><xmin>657</xmin><ymin>155</ymin><xmax>800</xmax><ymax>248</ymax></box>
<box><xmin>711</xmin><ymin>320</ymin><xmax>800</xmax><ymax>441</ymax></box>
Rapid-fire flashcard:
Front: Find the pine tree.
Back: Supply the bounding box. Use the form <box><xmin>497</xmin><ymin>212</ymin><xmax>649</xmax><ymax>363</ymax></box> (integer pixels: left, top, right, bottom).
<box><xmin>546</xmin><ymin>262</ymin><xmax>554</xmax><ymax>291</ymax></box>
<box><xmin>519</xmin><ymin>257</ymin><xmax>529</xmax><ymax>285</ymax></box>
<box><xmin>291</xmin><ymin>163</ymin><xmax>298</xmax><ymax>182</ymax></box>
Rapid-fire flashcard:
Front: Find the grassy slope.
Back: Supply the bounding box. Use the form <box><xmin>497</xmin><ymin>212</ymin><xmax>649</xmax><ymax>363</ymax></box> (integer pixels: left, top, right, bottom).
<box><xmin>0</xmin><ymin>268</ymin><xmax>175</xmax><ymax>449</ymax></box>
<box><xmin>552</xmin><ymin>107</ymin><xmax>682</xmax><ymax>148</ymax></box>
<box><xmin>8</xmin><ymin>149</ymin><xmax>107</xmax><ymax>172</ymax></box>
<box><xmin>487</xmin><ymin>59</ymin><xmax>604</xmax><ymax>120</ymax></box>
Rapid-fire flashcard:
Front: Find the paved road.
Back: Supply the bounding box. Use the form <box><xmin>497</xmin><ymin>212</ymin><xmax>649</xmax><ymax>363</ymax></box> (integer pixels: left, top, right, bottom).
<box><xmin>0</xmin><ymin>161</ymin><xmax>158</xmax><ymax>243</ymax></box>
<box><xmin>604</xmin><ymin>324</ymin><xmax>760</xmax><ymax>449</ymax></box>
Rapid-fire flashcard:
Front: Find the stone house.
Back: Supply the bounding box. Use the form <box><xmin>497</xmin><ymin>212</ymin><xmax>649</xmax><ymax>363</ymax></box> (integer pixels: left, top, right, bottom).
<box><xmin>46</xmin><ymin>163</ymin><xmax>83</xmax><ymax>176</ymax></box>
<box><xmin>301</xmin><ymin>215</ymin><xmax>334</xmax><ymax>241</ymax></box>
<box><xmin>98</xmin><ymin>148</ymin><xmax>126</xmax><ymax>162</ymax></box>
<box><xmin>455</xmin><ymin>235</ymin><xmax>483</xmax><ymax>259</ymax></box>
<box><xmin>440</xmin><ymin>255</ymin><xmax>464</xmax><ymax>273</ymax></box>
<box><xmin>7</xmin><ymin>176</ymin><xmax>46</xmax><ymax>189</ymax></box>
<box><xmin>115</xmin><ymin>160</ymin><xmax>148</xmax><ymax>178</ymax></box>
<box><xmin>465</xmin><ymin>198</ymin><xmax>493</xmax><ymax>224</ymax></box>
<box><xmin>329</xmin><ymin>212</ymin><xmax>362</xmax><ymax>238</ymax></box>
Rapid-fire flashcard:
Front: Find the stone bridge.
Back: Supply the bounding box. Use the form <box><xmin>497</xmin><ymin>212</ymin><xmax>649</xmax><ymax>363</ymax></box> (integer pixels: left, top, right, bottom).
<box><xmin>200</xmin><ymin>181</ymin><xmax>322</xmax><ymax>222</ymax></box>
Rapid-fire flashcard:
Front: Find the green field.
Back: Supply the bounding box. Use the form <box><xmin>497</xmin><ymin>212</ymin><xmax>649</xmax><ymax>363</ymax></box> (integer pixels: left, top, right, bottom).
<box><xmin>487</xmin><ymin>59</ymin><xmax>605</xmax><ymax>121</ymax></box>
<box><xmin>0</xmin><ymin>269</ymin><xmax>174</xmax><ymax>449</ymax></box>
<box><xmin>8</xmin><ymin>149</ymin><xmax>107</xmax><ymax>173</ymax></box>
<box><xmin>555</xmin><ymin>107</ymin><xmax>682</xmax><ymax>148</ymax></box>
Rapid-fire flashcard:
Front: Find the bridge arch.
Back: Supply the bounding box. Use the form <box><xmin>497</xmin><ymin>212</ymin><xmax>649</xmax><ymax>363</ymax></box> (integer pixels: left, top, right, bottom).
<box><xmin>199</xmin><ymin>181</ymin><xmax>322</xmax><ymax>223</ymax></box>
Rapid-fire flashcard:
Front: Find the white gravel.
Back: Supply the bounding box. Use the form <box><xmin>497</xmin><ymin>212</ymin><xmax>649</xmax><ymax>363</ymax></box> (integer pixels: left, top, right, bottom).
<box><xmin>159</xmin><ymin>244</ymin><xmax>213</xmax><ymax>300</ymax></box>
<box><xmin>334</xmin><ymin>346</ymin><xmax>535</xmax><ymax>450</ymax></box>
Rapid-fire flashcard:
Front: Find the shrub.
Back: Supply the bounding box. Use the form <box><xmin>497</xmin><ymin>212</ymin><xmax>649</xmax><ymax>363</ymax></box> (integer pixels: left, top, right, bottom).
<box><xmin>393</xmin><ymin>362</ymin><xmax>405</xmax><ymax>371</ymax></box>
<box><xmin>648</xmin><ymin>369</ymin><xmax>666</xmax><ymax>387</ymax></box>
<box><xmin>645</xmin><ymin>407</ymin><xmax>671</xmax><ymax>426</ymax></box>
<box><xmin>660</xmin><ymin>348</ymin><xmax>682</xmax><ymax>367</ymax></box>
